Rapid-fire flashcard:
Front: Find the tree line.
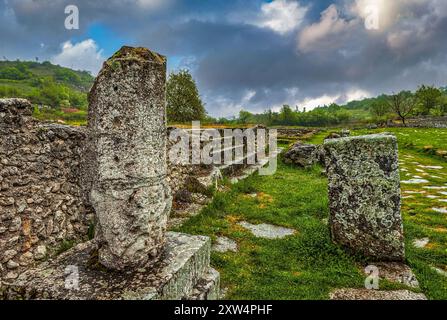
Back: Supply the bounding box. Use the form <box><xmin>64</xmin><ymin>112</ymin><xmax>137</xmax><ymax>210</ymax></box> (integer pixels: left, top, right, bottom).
<box><xmin>212</xmin><ymin>85</ymin><xmax>447</xmax><ymax>127</ymax></box>
<box><xmin>166</xmin><ymin>69</ymin><xmax>447</xmax><ymax>127</ymax></box>
<box><xmin>2</xmin><ymin>61</ymin><xmax>446</xmax><ymax>128</ymax></box>
<box><xmin>371</xmin><ymin>86</ymin><xmax>447</xmax><ymax>126</ymax></box>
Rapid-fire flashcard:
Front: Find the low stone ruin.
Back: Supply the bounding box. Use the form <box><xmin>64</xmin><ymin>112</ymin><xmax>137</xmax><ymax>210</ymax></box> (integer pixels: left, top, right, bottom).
<box><xmin>1</xmin><ymin>46</ymin><xmax>220</xmax><ymax>300</ymax></box>
<box><xmin>283</xmin><ymin>142</ymin><xmax>323</xmax><ymax>168</ymax></box>
<box><xmin>0</xmin><ymin>98</ymin><xmax>94</xmax><ymax>281</ymax></box>
<box><xmin>324</xmin><ymin>133</ymin><xmax>405</xmax><ymax>261</ymax></box>
<box><xmin>276</xmin><ymin>128</ymin><xmax>319</xmax><ymax>141</ymax></box>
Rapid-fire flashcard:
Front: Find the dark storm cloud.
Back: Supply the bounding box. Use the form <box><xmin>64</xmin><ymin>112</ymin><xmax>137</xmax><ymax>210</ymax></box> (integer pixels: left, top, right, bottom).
<box><xmin>1</xmin><ymin>0</ymin><xmax>446</xmax><ymax>117</ymax></box>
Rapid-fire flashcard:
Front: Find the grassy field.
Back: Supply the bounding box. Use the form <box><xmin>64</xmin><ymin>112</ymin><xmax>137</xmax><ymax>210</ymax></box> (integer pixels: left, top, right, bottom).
<box><xmin>173</xmin><ymin>128</ymin><xmax>447</xmax><ymax>300</ymax></box>
<box><xmin>309</xmin><ymin>127</ymin><xmax>447</xmax><ymax>160</ymax></box>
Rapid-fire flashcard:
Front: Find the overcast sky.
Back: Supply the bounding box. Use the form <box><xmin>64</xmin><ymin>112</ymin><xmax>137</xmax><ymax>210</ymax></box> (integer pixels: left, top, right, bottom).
<box><xmin>1</xmin><ymin>0</ymin><xmax>447</xmax><ymax>117</ymax></box>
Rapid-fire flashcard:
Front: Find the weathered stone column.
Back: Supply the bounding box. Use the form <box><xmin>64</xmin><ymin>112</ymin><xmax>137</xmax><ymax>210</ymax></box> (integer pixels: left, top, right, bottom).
<box><xmin>324</xmin><ymin>134</ymin><xmax>404</xmax><ymax>261</ymax></box>
<box><xmin>88</xmin><ymin>46</ymin><xmax>172</xmax><ymax>270</ymax></box>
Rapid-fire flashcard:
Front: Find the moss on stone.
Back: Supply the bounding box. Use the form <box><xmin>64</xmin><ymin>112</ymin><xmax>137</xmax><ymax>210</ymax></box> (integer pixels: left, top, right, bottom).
<box><xmin>109</xmin><ymin>46</ymin><xmax>166</xmax><ymax>64</ymax></box>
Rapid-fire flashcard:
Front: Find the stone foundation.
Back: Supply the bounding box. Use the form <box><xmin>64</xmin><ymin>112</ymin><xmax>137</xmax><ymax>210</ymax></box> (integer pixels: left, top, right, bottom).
<box><xmin>2</xmin><ymin>232</ymin><xmax>218</xmax><ymax>300</ymax></box>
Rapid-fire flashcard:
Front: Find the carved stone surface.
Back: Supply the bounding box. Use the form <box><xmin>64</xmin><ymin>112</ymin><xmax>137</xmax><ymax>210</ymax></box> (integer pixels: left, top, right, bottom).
<box><xmin>324</xmin><ymin>134</ymin><xmax>405</xmax><ymax>261</ymax></box>
<box><xmin>2</xmin><ymin>232</ymin><xmax>216</xmax><ymax>300</ymax></box>
<box><xmin>87</xmin><ymin>46</ymin><xmax>172</xmax><ymax>270</ymax></box>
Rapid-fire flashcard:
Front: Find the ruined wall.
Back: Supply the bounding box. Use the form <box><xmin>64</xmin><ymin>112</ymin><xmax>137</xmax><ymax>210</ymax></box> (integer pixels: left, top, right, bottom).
<box><xmin>388</xmin><ymin>116</ymin><xmax>447</xmax><ymax>128</ymax></box>
<box><xmin>0</xmin><ymin>99</ymin><xmax>93</xmax><ymax>281</ymax></box>
<box><xmin>0</xmin><ymin>98</ymin><xmax>267</xmax><ymax>280</ymax></box>
<box><xmin>0</xmin><ymin>100</ymin><xmax>216</xmax><ymax>281</ymax></box>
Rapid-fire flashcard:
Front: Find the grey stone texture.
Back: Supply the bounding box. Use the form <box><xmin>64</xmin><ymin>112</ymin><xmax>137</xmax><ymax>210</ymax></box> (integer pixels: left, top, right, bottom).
<box><xmin>283</xmin><ymin>142</ymin><xmax>322</xmax><ymax>168</ymax></box>
<box><xmin>0</xmin><ymin>98</ymin><xmax>93</xmax><ymax>281</ymax></box>
<box><xmin>87</xmin><ymin>47</ymin><xmax>172</xmax><ymax>270</ymax></box>
<box><xmin>373</xmin><ymin>262</ymin><xmax>420</xmax><ymax>288</ymax></box>
<box><xmin>2</xmin><ymin>232</ymin><xmax>217</xmax><ymax>300</ymax></box>
<box><xmin>330</xmin><ymin>289</ymin><xmax>426</xmax><ymax>300</ymax></box>
<box><xmin>238</xmin><ymin>221</ymin><xmax>296</xmax><ymax>239</ymax></box>
<box><xmin>187</xmin><ymin>268</ymin><xmax>221</xmax><ymax>300</ymax></box>
<box><xmin>0</xmin><ymin>48</ymin><xmax>223</xmax><ymax>299</ymax></box>
<box><xmin>212</xmin><ymin>236</ymin><xmax>238</xmax><ymax>253</ymax></box>
<box><xmin>324</xmin><ymin>134</ymin><xmax>405</xmax><ymax>261</ymax></box>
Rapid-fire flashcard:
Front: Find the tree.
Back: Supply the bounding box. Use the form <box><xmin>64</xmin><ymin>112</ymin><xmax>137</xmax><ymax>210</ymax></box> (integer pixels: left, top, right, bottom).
<box><xmin>388</xmin><ymin>91</ymin><xmax>416</xmax><ymax>126</ymax></box>
<box><xmin>370</xmin><ymin>100</ymin><xmax>390</xmax><ymax>126</ymax></box>
<box><xmin>166</xmin><ymin>69</ymin><xmax>206</xmax><ymax>123</ymax></box>
<box><xmin>278</xmin><ymin>105</ymin><xmax>296</xmax><ymax>125</ymax></box>
<box><xmin>415</xmin><ymin>85</ymin><xmax>442</xmax><ymax>115</ymax></box>
<box><xmin>238</xmin><ymin>110</ymin><xmax>253</xmax><ymax>124</ymax></box>
<box><xmin>438</xmin><ymin>95</ymin><xmax>447</xmax><ymax>114</ymax></box>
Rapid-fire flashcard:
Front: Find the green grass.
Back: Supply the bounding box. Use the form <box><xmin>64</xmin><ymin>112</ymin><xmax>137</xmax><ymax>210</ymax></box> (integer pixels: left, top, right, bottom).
<box><xmin>397</xmin><ymin>150</ymin><xmax>447</xmax><ymax>299</ymax></box>
<box><xmin>32</xmin><ymin>106</ymin><xmax>87</xmax><ymax>126</ymax></box>
<box><xmin>310</xmin><ymin>128</ymin><xmax>447</xmax><ymax>299</ymax></box>
<box><xmin>309</xmin><ymin>127</ymin><xmax>447</xmax><ymax>160</ymax></box>
<box><xmin>172</xmin><ymin>127</ymin><xmax>447</xmax><ymax>300</ymax></box>
<box><xmin>174</xmin><ymin>161</ymin><xmax>369</xmax><ymax>299</ymax></box>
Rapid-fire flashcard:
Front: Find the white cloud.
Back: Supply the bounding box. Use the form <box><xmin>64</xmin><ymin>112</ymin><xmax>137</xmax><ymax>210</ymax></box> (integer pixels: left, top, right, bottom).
<box><xmin>51</xmin><ymin>39</ymin><xmax>105</xmax><ymax>75</ymax></box>
<box><xmin>136</xmin><ymin>0</ymin><xmax>169</xmax><ymax>10</ymax></box>
<box><xmin>297</xmin><ymin>94</ymin><xmax>340</xmax><ymax>110</ymax></box>
<box><xmin>295</xmin><ymin>88</ymin><xmax>371</xmax><ymax>110</ymax></box>
<box><xmin>298</xmin><ymin>4</ymin><xmax>356</xmax><ymax>53</ymax></box>
<box><xmin>341</xmin><ymin>88</ymin><xmax>371</xmax><ymax>103</ymax></box>
<box><xmin>253</xmin><ymin>0</ymin><xmax>308</xmax><ymax>34</ymax></box>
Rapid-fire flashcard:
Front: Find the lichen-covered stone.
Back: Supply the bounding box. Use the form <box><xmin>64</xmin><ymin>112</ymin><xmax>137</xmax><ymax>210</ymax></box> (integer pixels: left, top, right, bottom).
<box><xmin>87</xmin><ymin>46</ymin><xmax>172</xmax><ymax>270</ymax></box>
<box><xmin>283</xmin><ymin>142</ymin><xmax>321</xmax><ymax>168</ymax></box>
<box><xmin>324</xmin><ymin>134</ymin><xmax>405</xmax><ymax>261</ymax></box>
<box><xmin>187</xmin><ymin>268</ymin><xmax>220</xmax><ymax>300</ymax></box>
<box><xmin>2</xmin><ymin>232</ymin><xmax>214</xmax><ymax>300</ymax></box>
<box><xmin>330</xmin><ymin>289</ymin><xmax>426</xmax><ymax>300</ymax></box>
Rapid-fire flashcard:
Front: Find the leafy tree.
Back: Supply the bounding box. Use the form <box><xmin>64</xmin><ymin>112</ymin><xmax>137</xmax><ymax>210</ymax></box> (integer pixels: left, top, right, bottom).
<box><xmin>0</xmin><ymin>66</ymin><xmax>29</xmax><ymax>80</ymax></box>
<box><xmin>238</xmin><ymin>110</ymin><xmax>253</xmax><ymax>124</ymax></box>
<box><xmin>438</xmin><ymin>95</ymin><xmax>447</xmax><ymax>114</ymax></box>
<box><xmin>370</xmin><ymin>100</ymin><xmax>390</xmax><ymax>126</ymax></box>
<box><xmin>416</xmin><ymin>85</ymin><xmax>442</xmax><ymax>115</ymax></box>
<box><xmin>388</xmin><ymin>91</ymin><xmax>416</xmax><ymax>126</ymax></box>
<box><xmin>167</xmin><ymin>69</ymin><xmax>206</xmax><ymax>123</ymax></box>
<box><xmin>278</xmin><ymin>105</ymin><xmax>296</xmax><ymax>125</ymax></box>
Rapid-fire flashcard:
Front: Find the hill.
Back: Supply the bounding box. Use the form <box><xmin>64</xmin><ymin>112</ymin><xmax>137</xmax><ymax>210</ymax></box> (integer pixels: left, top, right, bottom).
<box><xmin>0</xmin><ymin>60</ymin><xmax>94</xmax><ymax>110</ymax></box>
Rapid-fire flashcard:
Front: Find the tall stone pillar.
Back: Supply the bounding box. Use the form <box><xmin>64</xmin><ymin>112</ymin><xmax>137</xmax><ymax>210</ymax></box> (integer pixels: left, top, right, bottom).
<box><xmin>324</xmin><ymin>134</ymin><xmax>405</xmax><ymax>261</ymax></box>
<box><xmin>88</xmin><ymin>46</ymin><xmax>172</xmax><ymax>270</ymax></box>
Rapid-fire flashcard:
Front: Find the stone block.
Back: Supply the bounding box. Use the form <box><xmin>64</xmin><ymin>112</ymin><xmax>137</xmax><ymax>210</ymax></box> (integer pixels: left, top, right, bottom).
<box><xmin>3</xmin><ymin>232</ymin><xmax>216</xmax><ymax>300</ymax></box>
<box><xmin>324</xmin><ymin>134</ymin><xmax>404</xmax><ymax>261</ymax></box>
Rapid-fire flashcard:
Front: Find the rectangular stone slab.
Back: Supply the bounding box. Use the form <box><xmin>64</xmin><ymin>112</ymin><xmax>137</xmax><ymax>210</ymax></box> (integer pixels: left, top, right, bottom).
<box><xmin>3</xmin><ymin>232</ymin><xmax>213</xmax><ymax>300</ymax></box>
<box><xmin>324</xmin><ymin>134</ymin><xmax>405</xmax><ymax>261</ymax></box>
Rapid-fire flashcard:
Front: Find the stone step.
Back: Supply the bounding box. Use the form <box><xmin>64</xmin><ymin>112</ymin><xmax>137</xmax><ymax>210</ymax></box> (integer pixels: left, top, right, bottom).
<box><xmin>330</xmin><ymin>288</ymin><xmax>427</xmax><ymax>300</ymax></box>
<box><xmin>3</xmin><ymin>232</ymin><xmax>215</xmax><ymax>300</ymax></box>
<box><xmin>185</xmin><ymin>268</ymin><xmax>220</xmax><ymax>300</ymax></box>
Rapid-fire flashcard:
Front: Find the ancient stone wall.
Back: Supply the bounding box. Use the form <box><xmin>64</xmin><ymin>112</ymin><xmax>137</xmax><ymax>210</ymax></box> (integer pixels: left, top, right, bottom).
<box><xmin>0</xmin><ymin>99</ymin><xmax>94</xmax><ymax>281</ymax></box>
<box><xmin>0</xmin><ymin>97</ymin><xmax>267</xmax><ymax>280</ymax></box>
<box><xmin>388</xmin><ymin>116</ymin><xmax>447</xmax><ymax>128</ymax></box>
